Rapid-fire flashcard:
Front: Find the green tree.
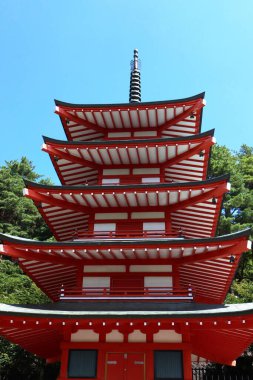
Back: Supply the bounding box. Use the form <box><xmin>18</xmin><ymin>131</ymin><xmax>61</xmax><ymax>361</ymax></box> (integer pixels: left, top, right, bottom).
<box><xmin>209</xmin><ymin>145</ymin><xmax>253</xmax><ymax>290</ymax></box>
<box><xmin>209</xmin><ymin>144</ymin><xmax>253</xmax><ymax>373</ymax></box>
<box><xmin>0</xmin><ymin>158</ymin><xmax>53</xmax><ymax>379</ymax></box>
<box><xmin>209</xmin><ymin>144</ymin><xmax>253</xmax><ymax>232</ymax></box>
<box><xmin>0</xmin><ymin>157</ymin><xmax>52</xmax><ymax>240</ymax></box>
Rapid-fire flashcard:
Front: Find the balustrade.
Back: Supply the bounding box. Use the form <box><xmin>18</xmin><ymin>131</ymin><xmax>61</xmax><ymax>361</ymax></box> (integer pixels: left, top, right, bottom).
<box><xmin>59</xmin><ymin>285</ymin><xmax>193</xmax><ymax>302</ymax></box>
<box><xmin>73</xmin><ymin>229</ymin><xmax>185</xmax><ymax>240</ymax></box>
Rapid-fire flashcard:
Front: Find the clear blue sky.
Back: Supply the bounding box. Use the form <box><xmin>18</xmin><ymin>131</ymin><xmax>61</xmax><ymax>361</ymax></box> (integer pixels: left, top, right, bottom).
<box><xmin>0</xmin><ymin>0</ymin><xmax>253</xmax><ymax>183</ymax></box>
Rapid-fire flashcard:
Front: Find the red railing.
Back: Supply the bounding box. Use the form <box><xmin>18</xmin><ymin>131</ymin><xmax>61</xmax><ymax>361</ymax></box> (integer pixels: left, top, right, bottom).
<box><xmin>96</xmin><ymin>177</ymin><xmax>181</xmax><ymax>185</ymax></box>
<box><xmin>59</xmin><ymin>286</ymin><xmax>193</xmax><ymax>302</ymax></box>
<box><xmin>73</xmin><ymin>230</ymin><xmax>185</xmax><ymax>240</ymax></box>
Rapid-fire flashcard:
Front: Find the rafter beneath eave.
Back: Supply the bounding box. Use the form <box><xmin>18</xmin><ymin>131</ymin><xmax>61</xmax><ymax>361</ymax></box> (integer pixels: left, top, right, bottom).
<box><xmin>3</xmin><ymin>246</ymin><xmax>79</xmax><ymax>265</ymax></box>
<box><xmin>55</xmin><ymin>98</ymin><xmax>205</xmax><ymax>135</ymax></box>
<box><xmin>55</xmin><ymin>108</ymin><xmax>106</xmax><ymax>134</ymax></box>
<box><xmin>24</xmin><ymin>184</ymin><xmax>227</xmax><ymax>215</ymax></box>
<box><xmin>157</xmin><ymin>99</ymin><xmax>205</xmax><ymax>133</ymax></box>
<box><xmin>42</xmin><ymin>144</ymin><xmax>98</xmax><ymax>169</ymax></box>
<box><xmin>176</xmin><ymin>240</ymin><xmax>249</xmax><ymax>265</ymax></box>
<box><xmin>162</xmin><ymin>137</ymin><xmax>213</xmax><ymax>169</ymax></box>
<box><xmin>43</xmin><ymin>135</ymin><xmax>214</xmax><ymax>171</ymax></box>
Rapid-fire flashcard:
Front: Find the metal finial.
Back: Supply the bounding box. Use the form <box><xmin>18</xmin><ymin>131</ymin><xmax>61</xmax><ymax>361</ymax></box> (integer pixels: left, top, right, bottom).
<box><xmin>129</xmin><ymin>49</ymin><xmax>141</xmax><ymax>103</ymax></box>
<box><xmin>134</xmin><ymin>49</ymin><xmax>139</xmax><ymax>70</ymax></box>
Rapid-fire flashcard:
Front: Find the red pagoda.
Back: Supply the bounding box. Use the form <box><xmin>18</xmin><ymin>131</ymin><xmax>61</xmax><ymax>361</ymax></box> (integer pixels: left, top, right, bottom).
<box><xmin>0</xmin><ymin>49</ymin><xmax>252</xmax><ymax>380</ymax></box>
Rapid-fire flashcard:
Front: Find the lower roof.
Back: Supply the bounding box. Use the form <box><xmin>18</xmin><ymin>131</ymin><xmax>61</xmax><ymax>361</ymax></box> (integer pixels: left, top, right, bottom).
<box><xmin>0</xmin><ymin>302</ymin><xmax>253</xmax><ymax>365</ymax></box>
<box><xmin>1</xmin><ymin>301</ymin><xmax>253</xmax><ymax>318</ymax></box>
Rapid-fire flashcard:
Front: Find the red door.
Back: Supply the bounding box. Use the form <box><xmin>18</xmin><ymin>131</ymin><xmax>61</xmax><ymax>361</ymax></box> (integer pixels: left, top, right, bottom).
<box><xmin>106</xmin><ymin>352</ymin><xmax>145</xmax><ymax>380</ymax></box>
<box><xmin>127</xmin><ymin>353</ymin><xmax>145</xmax><ymax>380</ymax></box>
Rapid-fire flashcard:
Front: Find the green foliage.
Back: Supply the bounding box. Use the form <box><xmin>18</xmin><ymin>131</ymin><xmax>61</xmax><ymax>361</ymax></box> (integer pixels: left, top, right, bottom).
<box><xmin>226</xmin><ymin>279</ymin><xmax>253</xmax><ymax>303</ymax></box>
<box><xmin>0</xmin><ymin>157</ymin><xmax>52</xmax><ymax>240</ymax></box>
<box><xmin>0</xmin><ymin>340</ymin><xmax>44</xmax><ymax>380</ymax></box>
<box><xmin>0</xmin><ymin>158</ymin><xmax>52</xmax><ymax>378</ymax></box>
<box><xmin>209</xmin><ymin>144</ymin><xmax>253</xmax><ymax>303</ymax></box>
<box><xmin>209</xmin><ymin>144</ymin><xmax>252</xmax><ymax>235</ymax></box>
<box><xmin>208</xmin><ymin>144</ymin><xmax>253</xmax><ymax>369</ymax></box>
<box><xmin>0</xmin><ymin>260</ymin><xmax>49</xmax><ymax>304</ymax></box>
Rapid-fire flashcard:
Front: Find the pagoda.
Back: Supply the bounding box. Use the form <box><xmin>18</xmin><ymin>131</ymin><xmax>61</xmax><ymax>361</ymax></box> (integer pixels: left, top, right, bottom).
<box><xmin>0</xmin><ymin>49</ymin><xmax>252</xmax><ymax>380</ymax></box>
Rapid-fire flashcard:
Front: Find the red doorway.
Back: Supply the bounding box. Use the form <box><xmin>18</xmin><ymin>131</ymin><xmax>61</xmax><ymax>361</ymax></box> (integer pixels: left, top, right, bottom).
<box><xmin>106</xmin><ymin>352</ymin><xmax>145</xmax><ymax>380</ymax></box>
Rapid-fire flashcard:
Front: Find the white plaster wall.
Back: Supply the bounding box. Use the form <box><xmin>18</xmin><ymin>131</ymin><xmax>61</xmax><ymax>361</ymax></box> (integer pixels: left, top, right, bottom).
<box><xmin>103</xmin><ymin>169</ymin><xmax>130</xmax><ymax>175</ymax></box>
<box><xmin>153</xmin><ymin>330</ymin><xmax>182</xmax><ymax>343</ymax></box>
<box><xmin>131</xmin><ymin>212</ymin><xmax>165</xmax><ymax>219</ymax></box>
<box><xmin>130</xmin><ymin>265</ymin><xmax>172</xmax><ymax>273</ymax></box>
<box><xmin>71</xmin><ymin>329</ymin><xmax>99</xmax><ymax>342</ymax></box>
<box><xmin>144</xmin><ymin>276</ymin><xmax>172</xmax><ymax>288</ymax></box>
<box><xmin>134</xmin><ymin>131</ymin><xmax>157</xmax><ymax>137</ymax></box>
<box><xmin>128</xmin><ymin>330</ymin><xmax>146</xmax><ymax>342</ymax></box>
<box><xmin>95</xmin><ymin>213</ymin><xmax>128</xmax><ymax>220</ymax></box>
<box><xmin>106</xmin><ymin>330</ymin><xmax>124</xmax><ymax>342</ymax></box>
<box><xmin>83</xmin><ymin>277</ymin><xmax>110</xmax><ymax>288</ymax></box>
<box><xmin>133</xmin><ymin>168</ymin><xmax>160</xmax><ymax>174</ymax></box>
<box><xmin>94</xmin><ymin>223</ymin><xmax>116</xmax><ymax>231</ymax></box>
<box><xmin>84</xmin><ymin>265</ymin><xmax>126</xmax><ymax>273</ymax></box>
<box><xmin>143</xmin><ymin>222</ymin><xmax>165</xmax><ymax>231</ymax></box>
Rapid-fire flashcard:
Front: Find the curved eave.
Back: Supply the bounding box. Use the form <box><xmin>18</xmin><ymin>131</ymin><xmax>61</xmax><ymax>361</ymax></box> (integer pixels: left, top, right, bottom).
<box><xmin>24</xmin><ymin>174</ymin><xmax>229</xmax><ymax>191</ymax></box>
<box><xmin>0</xmin><ymin>228</ymin><xmax>251</xmax><ymax>248</ymax></box>
<box><xmin>23</xmin><ymin>175</ymin><xmax>230</xmax><ymax>241</ymax></box>
<box><xmin>0</xmin><ymin>230</ymin><xmax>250</xmax><ymax>304</ymax></box>
<box><xmin>54</xmin><ymin>92</ymin><xmax>205</xmax><ymax>109</ymax></box>
<box><xmin>0</xmin><ymin>301</ymin><xmax>252</xmax><ymax>319</ymax></box>
<box><xmin>55</xmin><ymin>93</ymin><xmax>205</xmax><ymax>142</ymax></box>
<box><xmin>43</xmin><ymin>128</ymin><xmax>215</xmax><ymax>146</ymax></box>
<box><xmin>43</xmin><ymin>130</ymin><xmax>215</xmax><ymax>186</ymax></box>
<box><xmin>0</xmin><ymin>302</ymin><xmax>252</xmax><ymax>365</ymax></box>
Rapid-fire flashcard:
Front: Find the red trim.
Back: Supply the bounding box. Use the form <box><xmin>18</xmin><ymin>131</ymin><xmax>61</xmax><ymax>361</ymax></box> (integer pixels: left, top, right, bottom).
<box><xmin>157</xmin><ymin>100</ymin><xmax>204</xmax><ymax>133</ymax></box>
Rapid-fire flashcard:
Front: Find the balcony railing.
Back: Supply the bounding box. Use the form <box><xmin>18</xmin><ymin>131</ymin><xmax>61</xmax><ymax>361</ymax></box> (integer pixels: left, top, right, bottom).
<box><xmin>98</xmin><ymin>177</ymin><xmax>178</xmax><ymax>185</ymax></box>
<box><xmin>73</xmin><ymin>230</ymin><xmax>185</xmax><ymax>240</ymax></box>
<box><xmin>59</xmin><ymin>286</ymin><xmax>193</xmax><ymax>302</ymax></box>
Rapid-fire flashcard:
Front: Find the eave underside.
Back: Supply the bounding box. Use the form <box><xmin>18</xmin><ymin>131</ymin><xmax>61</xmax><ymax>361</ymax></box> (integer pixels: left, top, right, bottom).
<box><xmin>54</xmin><ymin>94</ymin><xmax>205</xmax><ymax>141</ymax></box>
<box><xmin>24</xmin><ymin>176</ymin><xmax>229</xmax><ymax>241</ymax></box>
<box><xmin>43</xmin><ymin>130</ymin><xmax>214</xmax><ymax>186</ymax></box>
<box><xmin>0</xmin><ymin>301</ymin><xmax>253</xmax><ymax>364</ymax></box>
<box><xmin>0</xmin><ymin>230</ymin><xmax>250</xmax><ymax>303</ymax></box>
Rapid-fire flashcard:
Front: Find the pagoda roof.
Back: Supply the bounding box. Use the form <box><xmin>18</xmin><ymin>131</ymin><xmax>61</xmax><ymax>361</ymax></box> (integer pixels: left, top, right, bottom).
<box><xmin>0</xmin><ymin>301</ymin><xmax>253</xmax><ymax>364</ymax></box>
<box><xmin>54</xmin><ymin>93</ymin><xmax>205</xmax><ymax>141</ymax></box>
<box><xmin>1</xmin><ymin>300</ymin><xmax>253</xmax><ymax>319</ymax></box>
<box><xmin>42</xmin><ymin>129</ymin><xmax>215</xmax><ymax>185</ymax></box>
<box><xmin>24</xmin><ymin>176</ymin><xmax>229</xmax><ymax>241</ymax></box>
<box><xmin>0</xmin><ymin>229</ymin><xmax>250</xmax><ymax>303</ymax></box>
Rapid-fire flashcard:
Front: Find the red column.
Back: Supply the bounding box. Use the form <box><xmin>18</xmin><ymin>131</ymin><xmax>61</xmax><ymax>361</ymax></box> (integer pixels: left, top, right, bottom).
<box><xmin>183</xmin><ymin>348</ymin><xmax>192</xmax><ymax>380</ymax></box>
<box><xmin>57</xmin><ymin>327</ymin><xmax>72</xmax><ymax>380</ymax></box>
<box><xmin>146</xmin><ymin>349</ymin><xmax>153</xmax><ymax>380</ymax></box>
<box><xmin>57</xmin><ymin>346</ymin><xmax>68</xmax><ymax>380</ymax></box>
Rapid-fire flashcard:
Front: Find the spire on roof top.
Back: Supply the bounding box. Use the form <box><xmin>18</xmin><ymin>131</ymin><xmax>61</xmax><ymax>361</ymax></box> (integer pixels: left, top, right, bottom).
<box><xmin>129</xmin><ymin>49</ymin><xmax>141</xmax><ymax>103</ymax></box>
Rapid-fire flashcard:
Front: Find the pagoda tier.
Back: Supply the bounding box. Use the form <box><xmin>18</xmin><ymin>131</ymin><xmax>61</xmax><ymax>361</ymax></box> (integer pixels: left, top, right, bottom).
<box><xmin>0</xmin><ymin>302</ymin><xmax>253</xmax><ymax>366</ymax></box>
<box><xmin>42</xmin><ymin>129</ymin><xmax>215</xmax><ymax>186</ymax></box>
<box><xmin>0</xmin><ymin>230</ymin><xmax>250</xmax><ymax>303</ymax></box>
<box><xmin>23</xmin><ymin>176</ymin><xmax>229</xmax><ymax>241</ymax></box>
<box><xmin>55</xmin><ymin>93</ymin><xmax>205</xmax><ymax>141</ymax></box>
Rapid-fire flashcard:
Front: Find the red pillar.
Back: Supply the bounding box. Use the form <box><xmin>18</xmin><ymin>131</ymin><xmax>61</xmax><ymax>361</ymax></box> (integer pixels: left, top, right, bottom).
<box><xmin>57</xmin><ymin>346</ymin><xmax>68</xmax><ymax>380</ymax></box>
<box><xmin>57</xmin><ymin>327</ymin><xmax>72</xmax><ymax>380</ymax></box>
<box><xmin>146</xmin><ymin>349</ymin><xmax>154</xmax><ymax>380</ymax></box>
<box><xmin>183</xmin><ymin>348</ymin><xmax>192</xmax><ymax>380</ymax></box>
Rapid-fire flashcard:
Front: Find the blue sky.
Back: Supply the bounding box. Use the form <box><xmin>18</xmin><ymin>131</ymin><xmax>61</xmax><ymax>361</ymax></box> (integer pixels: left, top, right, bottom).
<box><xmin>0</xmin><ymin>0</ymin><xmax>253</xmax><ymax>183</ymax></box>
